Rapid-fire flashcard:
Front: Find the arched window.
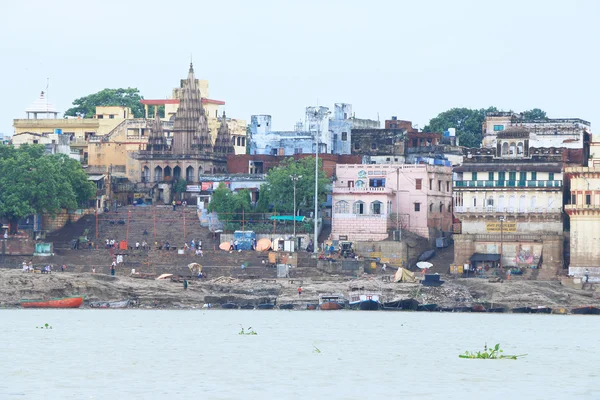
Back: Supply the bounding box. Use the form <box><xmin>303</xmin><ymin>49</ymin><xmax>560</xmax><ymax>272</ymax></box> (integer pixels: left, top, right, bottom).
<box><xmin>429</xmin><ymin>203</ymin><xmax>434</xmax><ymax>212</ymax></box>
<box><xmin>517</xmin><ymin>142</ymin><xmax>524</xmax><ymax>155</ymax></box>
<box><xmin>335</xmin><ymin>200</ymin><xmax>349</xmax><ymax>214</ymax></box>
<box><xmin>154</xmin><ymin>166</ymin><xmax>163</xmax><ymax>182</ymax></box>
<box><xmin>502</xmin><ymin>142</ymin><xmax>509</xmax><ymax>155</ymax></box>
<box><xmin>173</xmin><ymin>166</ymin><xmax>181</xmax><ymax>180</ymax></box>
<box><xmin>447</xmin><ymin>203</ymin><xmax>452</xmax><ymax>213</ymax></box>
<box><xmin>498</xmin><ymin>195</ymin><xmax>505</xmax><ymax>212</ymax></box>
<box><xmin>142</xmin><ymin>166</ymin><xmax>150</xmax><ymax>183</ymax></box>
<box><xmin>530</xmin><ymin>196</ymin><xmax>536</xmax><ymax>211</ymax></box>
<box><xmin>371</xmin><ymin>201</ymin><xmax>383</xmax><ymax>215</ymax></box>
<box><xmin>439</xmin><ymin>203</ymin><xmax>443</xmax><ymax>213</ymax></box>
<box><xmin>509</xmin><ymin>142</ymin><xmax>516</xmax><ymax>156</ymax></box>
<box><xmin>186</xmin><ymin>166</ymin><xmax>195</xmax><ymax>182</ymax></box>
<box><xmin>164</xmin><ymin>166</ymin><xmax>172</xmax><ymax>180</ymax></box>
<box><xmin>353</xmin><ymin>201</ymin><xmax>365</xmax><ymax>215</ymax></box>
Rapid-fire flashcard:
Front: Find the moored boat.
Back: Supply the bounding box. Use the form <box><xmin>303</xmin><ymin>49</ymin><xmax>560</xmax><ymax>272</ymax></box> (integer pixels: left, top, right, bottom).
<box><xmin>416</xmin><ymin>303</ymin><xmax>438</xmax><ymax>312</ymax></box>
<box><xmin>279</xmin><ymin>304</ymin><xmax>295</xmax><ymax>310</ymax></box>
<box><xmin>511</xmin><ymin>306</ymin><xmax>533</xmax><ymax>314</ymax></box>
<box><xmin>349</xmin><ymin>292</ymin><xmax>381</xmax><ymax>311</ymax></box>
<box><xmin>472</xmin><ymin>304</ymin><xmax>487</xmax><ymax>312</ymax></box>
<box><xmin>240</xmin><ymin>304</ymin><xmax>255</xmax><ymax>310</ymax></box>
<box><xmin>532</xmin><ymin>306</ymin><xmax>552</xmax><ymax>314</ymax></box>
<box><xmin>452</xmin><ymin>306</ymin><xmax>472</xmax><ymax>313</ymax></box>
<box><xmin>21</xmin><ymin>295</ymin><xmax>84</xmax><ymax>309</ymax></box>
<box><xmin>551</xmin><ymin>307</ymin><xmax>568</xmax><ymax>315</ymax></box>
<box><xmin>221</xmin><ymin>303</ymin><xmax>239</xmax><ymax>309</ymax></box>
<box><xmin>383</xmin><ymin>298</ymin><xmax>419</xmax><ymax>311</ymax></box>
<box><xmin>257</xmin><ymin>303</ymin><xmax>275</xmax><ymax>310</ymax></box>
<box><xmin>319</xmin><ymin>294</ymin><xmax>346</xmax><ymax>310</ymax></box>
<box><xmin>89</xmin><ymin>299</ymin><xmax>130</xmax><ymax>309</ymax></box>
<box><xmin>306</xmin><ymin>303</ymin><xmax>318</xmax><ymax>310</ymax></box>
<box><xmin>572</xmin><ymin>306</ymin><xmax>600</xmax><ymax>315</ymax></box>
<box><xmin>487</xmin><ymin>307</ymin><xmax>506</xmax><ymax>313</ymax></box>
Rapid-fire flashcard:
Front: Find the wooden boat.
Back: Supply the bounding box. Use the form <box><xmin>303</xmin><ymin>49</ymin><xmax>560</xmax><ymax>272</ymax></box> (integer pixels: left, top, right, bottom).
<box><xmin>221</xmin><ymin>303</ymin><xmax>239</xmax><ymax>309</ymax></box>
<box><xmin>552</xmin><ymin>307</ymin><xmax>568</xmax><ymax>315</ymax></box>
<box><xmin>240</xmin><ymin>304</ymin><xmax>255</xmax><ymax>310</ymax></box>
<box><xmin>257</xmin><ymin>303</ymin><xmax>275</xmax><ymax>310</ymax></box>
<box><xmin>279</xmin><ymin>304</ymin><xmax>295</xmax><ymax>310</ymax></box>
<box><xmin>472</xmin><ymin>304</ymin><xmax>487</xmax><ymax>312</ymax></box>
<box><xmin>572</xmin><ymin>306</ymin><xmax>600</xmax><ymax>315</ymax></box>
<box><xmin>452</xmin><ymin>306</ymin><xmax>472</xmax><ymax>313</ymax></box>
<box><xmin>20</xmin><ymin>295</ymin><xmax>84</xmax><ymax>309</ymax></box>
<box><xmin>383</xmin><ymin>298</ymin><xmax>419</xmax><ymax>311</ymax></box>
<box><xmin>438</xmin><ymin>307</ymin><xmax>454</xmax><ymax>312</ymax></box>
<box><xmin>416</xmin><ymin>303</ymin><xmax>438</xmax><ymax>312</ymax></box>
<box><xmin>349</xmin><ymin>293</ymin><xmax>381</xmax><ymax>311</ymax></box>
<box><xmin>89</xmin><ymin>299</ymin><xmax>130</xmax><ymax>309</ymax></box>
<box><xmin>532</xmin><ymin>306</ymin><xmax>552</xmax><ymax>314</ymax></box>
<box><xmin>421</xmin><ymin>274</ymin><xmax>444</xmax><ymax>287</ymax></box>
<box><xmin>319</xmin><ymin>294</ymin><xmax>345</xmax><ymax>310</ymax></box>
<box><xmin>511</xmin><ymin>307</ymin><xmax>533</xmax><ymax>313</ymax></box>
<box><xmin>487</xmin><ymin>307</ymin><xmax>506</xmax><ymax>313</ymax></box>
<box><xmin>306</xmin><ymin>303</ymin><xmax>318</xmax><ymax>310</ymax></box>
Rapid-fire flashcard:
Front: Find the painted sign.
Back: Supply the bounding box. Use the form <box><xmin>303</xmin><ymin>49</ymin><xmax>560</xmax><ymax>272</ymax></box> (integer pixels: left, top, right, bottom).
<box><xmin>186</xmin><ymin>185</ymin><xmax>201</xmax><ymax>192</ymax></box>
<box><xmin>485</xmin><ymin>222</ymin><xmax>516</xmax><ymax>232</ymax></box>
<box><xmin>355</xmin><ymin>180</ymin><xmax>365</xmax><ymax>188</ymax></box>
<box><xmin>201</xmin><ymin>182</ymin><xmax>212</xmax><ymax>191</ymax></box>
<box><xmin>357</xmin><ymin>170</ymin><xmax>367</xmax><ymax>179</ymax></box>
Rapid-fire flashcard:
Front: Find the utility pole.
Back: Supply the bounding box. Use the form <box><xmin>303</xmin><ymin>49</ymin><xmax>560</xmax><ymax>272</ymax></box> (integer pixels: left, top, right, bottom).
<box><xmin>499</xmin><ymin>216</ymin><xmax>504</xmax><ymax>270</ymax></box>
<box><xmin>290</xmin><ymin>174</ymin><xmax>302</xmax><ymax>239</ymax></box>
<box><xmin>312</xmin><ymin>107</ymin><xmax>330</xmax><ymax>254</ymax></box>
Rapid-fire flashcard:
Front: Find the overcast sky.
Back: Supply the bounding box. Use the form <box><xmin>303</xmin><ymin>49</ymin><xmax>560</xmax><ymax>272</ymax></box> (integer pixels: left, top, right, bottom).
<box><xmin>1</xmin><ymin>0</ymin><xmax>598</xmax><ymax>136</ymax></box>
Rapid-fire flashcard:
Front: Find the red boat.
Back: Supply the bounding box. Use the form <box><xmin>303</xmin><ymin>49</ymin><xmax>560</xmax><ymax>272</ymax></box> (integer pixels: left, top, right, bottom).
<box><xmin>318</xmin><ymin>294</ymin><xmax>346</xmax><ymax>310</ymax></box>
<box><xmin>20</xmin><ymin>296</ymin><xmax>84</xmax><ymax>308</ymax></box>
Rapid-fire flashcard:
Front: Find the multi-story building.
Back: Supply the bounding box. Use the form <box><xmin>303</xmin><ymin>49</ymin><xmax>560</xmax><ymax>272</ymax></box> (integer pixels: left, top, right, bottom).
<box><xmin>331</xmin><ymin>163</ymin><xmax>453</xmax><ymax>242</ymax></box>
<box><xmin>453</xmin><ymin>127</ymin><xmax>567</xmax><ymax>276</ymax></box>
<box><xmin>482</xmin><ymin>111</ymin><xmax>591</xmax><ymax>152</ymax></box>
<box><xmin>564</xmin><ymin>134</ymin><xmax>600</xmax><ymax>281</ymax></box>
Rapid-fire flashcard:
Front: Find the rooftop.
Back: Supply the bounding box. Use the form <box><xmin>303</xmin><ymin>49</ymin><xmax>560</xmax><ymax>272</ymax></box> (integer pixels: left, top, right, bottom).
<box><xmin>25</xmin><ymin>91</ymin><xmax>58</xmax><ymax>113</ymax></box>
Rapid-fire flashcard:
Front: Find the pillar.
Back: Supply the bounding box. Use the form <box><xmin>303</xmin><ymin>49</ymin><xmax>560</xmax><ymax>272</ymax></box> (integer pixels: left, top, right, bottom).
<box><xmin>144</xmin><ymin>104</ymin><xmax>149</xmax><ymax>118</ymax></box>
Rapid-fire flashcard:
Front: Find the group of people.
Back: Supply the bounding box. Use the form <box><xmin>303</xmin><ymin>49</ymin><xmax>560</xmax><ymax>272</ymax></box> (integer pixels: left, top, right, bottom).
<box><xmin>229</xmin><ymin>238</ymin><xmax>258</xmax><ymax>251</ymax></box>
<box><xmin>21</xmin><ymin>261</ymin><xmax>66</xmax><ymax>273</ymax></box>
<box><xmin>183</xmin><ymin>238</ymin><xmax>203</xmax><ymax>256</ymax></box>
<box><xmin>105</xmin><ymin>239</ymin><xmax>119</xmax><ymax>249</ymax></box>
<box><xmin>134</xmin><ymin>240</ymin><xmax>149</xmax><ymax>250</ymax></box>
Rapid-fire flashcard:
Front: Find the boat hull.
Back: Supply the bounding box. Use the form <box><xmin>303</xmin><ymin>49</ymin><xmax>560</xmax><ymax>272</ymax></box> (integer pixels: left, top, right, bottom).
<box><xmin>352</xmin><ymin>300</ymin><xmax>380</xmax><ymax>311</ymax></box>
<box><xmin>572</xmin><ymin>306</ymin><xmax>600</xmax><ymax>315</ymax></box>
<box><xmin>21</xmin><ymin>296</ymin><xmax>84</xmax><ymax>309</ymax></box>
<box><xmin>319</xmin><ymin>302</ymin><xmax>344</xmax><ymax>310</ymax></box>
<box><xmin>257</xmin><ymin>304</ymin><xmax>275</xmax><ymax>310</ymax></box>
<box><xmin>89</xmin><ymin>300</ymin><xmax>130</xmax><ymax>309</ymax></box>
<box><xmin>512</xmin><ymin>307</ymin><xmax>533</xmax><ymax>314</ymax></box>
<box><xmin>279</xmin><ymin>304</ymin><xmax>295</xmax><ymax>310</ymax></box>
<box><xmin>532</xmin><ymin>307</ymin><xmax>552</xmax><ymax>314</ymax></box>
<box><xmin>383</xmin><ymin>299</ymin><xmax>419</xmax><ymax>311</ymax></box>
<box><xmin>306</xmin><ymin>303</ymin><xmax>318</xmax><ymax>310</ymax></box>
<box><xmin>417</xmin><ymin>304</ymin><xmax>438</xmax><ymax>312</ymax></box>
<box><xmin>221</xmin><ymin>303</ymin><xmax>239</xmax><ymax>309</ymax></box>
<box><xmin>487</xmin><ymin>307</ymin><xmax>506</xmax><ymax>313</ymax></box>
<box><xmin>240</xmin><ymin>304</ymin><xmax>255</xmax><ymax>310</ymax></box>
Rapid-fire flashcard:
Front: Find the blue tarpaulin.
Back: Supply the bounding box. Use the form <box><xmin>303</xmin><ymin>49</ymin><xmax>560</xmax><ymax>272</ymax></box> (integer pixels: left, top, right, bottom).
<box><xmin>269</xmin><ymin>216</ymin><xmax>306</xmax><ymax>222</ymax></box>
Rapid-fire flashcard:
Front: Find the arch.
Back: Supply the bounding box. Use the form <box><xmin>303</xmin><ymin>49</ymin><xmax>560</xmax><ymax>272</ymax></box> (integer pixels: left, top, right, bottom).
<box><xmin>142</xmin><ymin>166</ymin><xmax>150</xmax><ymax>183</ymax></box>
<box><xmin>429</xmin><ymin>203</ymin><xmax>434</xmax><ymax>212</ymax></box>
<box><xmin>447</xmin><ymin>203</ymin><xmax>452</xmax><ymax>213</ymax></box>
<box><xmin>498</xmin><ymin>195</ymin><xmax>505</xmax><ymax>212</ymax></box>
<box><xmin>198</xmin><ymin>166</ymin><xmax>203</xmax><ymax>178</ymax></box>
<box><xmin>517</xmin><ymin>142</ymin><xmax>524</xmax><ymax>155</ymax></box>
<box><xmin>508</xmin><ymin>195</ymin><xmax>516</xmax><ymax>211</ymax></box>
<box><xmin>502</xmin><ymin>142</ymin><xmax>509</xmax><ymax>155</ymax></box>
<box><xmin>334</xmin><ymin>200</ymin><xmax>349</xmax><ymax>214</ymax></box>
<box><xmin>519</xmin><ymin>195</ymin><xmax>526</xmax><ymax>212</ymax></box>
<box><xmin>186</xmin><ymin>166</ymin><xmax>195</xmax><ymax>182</ymax></box>
<box><xmin>509</xmin><ymin>142</ymin><xmax>516</xmax><ymax>156</ymax></box>
<box><xmin>439</xmin><ymin>203</ymin><xmax>444</xmax><ymax>213</ymax></box>
<box><xmin>164</xmin><ymin>166</ymin><xmax>172</xmax><ymax>180</ymax></box>
<box><xmin>371</xmin><ymin>201</ymin><xmax>383</xmax><ymax>215</ymax></box>
<box><xmin>154</xmin><ymin>166</ymin><xmax>163</xmax><ymax>182</ymax></box>
<box><xmin>353</xmin><ymin>201</ymin><xmax>365</xmax><ymax>215</ymax></box>
<box><xmin>212</xmin><ymin>167</ymin><xmax>217</xmax><ymax>174</ymax></box>
<box><xmin>530</xmin><ymin>196</ymin><xmax>536</xmax><ymax>211</ymax></box>
<box><xmin>173</xmin><ymin>166</ymin><xmax>181</xmax><ymax>180</ymax></box>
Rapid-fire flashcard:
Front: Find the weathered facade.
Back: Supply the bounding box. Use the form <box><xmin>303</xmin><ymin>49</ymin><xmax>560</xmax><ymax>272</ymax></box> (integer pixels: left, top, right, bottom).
<box><xmin>565</xmin><ymin>134</ymin><xmax>600</xmax><ymax>281</ymax></box>
<box><xmin>331</xmin><ymin>164</ymin><xmax>453</xmax><ymax>242</ymax></box>
<box><xmin>453</xmin><ymin>130</ymin><xmax>567</xmax><ymax>276</ymax></box>
<box><xmin>350</xmin><ymin>128</ymin><xmax>405</xmax><ymax>164</ymax></box>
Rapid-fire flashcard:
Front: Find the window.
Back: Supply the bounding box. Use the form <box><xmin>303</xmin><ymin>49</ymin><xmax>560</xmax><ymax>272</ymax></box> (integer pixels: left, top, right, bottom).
<box><xmin>473</xmin><ymin>197</ymin><xmax>477</xmax><ymax>207</ymax></box>
<box><xmin>371</xmin><ymin>201</ymin><xmax>382</xmax><ymax>215</ymax></box>
<box><xmin>509</xmin><ymin>172</ymin><xmax>516</xmax><ymax>181</ymax></box>
<box><xmin>347</xmin><ymin>180</ymin><xmax>354</xmax><ymax>188</ymax></box>
<box><xmin>488</xmin><ymin>172</ymin><xmax>494</xmax><ymax>181</ymax></box>
<box><xmin>109</xmin><ymin>114</ymin><xmax>115</xmax><ymax>119</ymax></box>
<box><xmin>294</xmin><ymin>148</ymin><xmax>302</xmax><ymax>154</ymax></box>
<box><xmin>531</xmin><ymin>171</ymin><xmax>537</xmax><ymax>180</ymax></box>
<box><xmin>415</xmin><ymin>179</ymin><xmax>422</xmax><ymax>190</ymax></box>
<box><xmin>517</xmin><ymin>142</ymin><xmax>523</xmax><ymax>155</ymax></box>
<box><xmin>371</xmin><ymin>143</ymin><xmax>377</xmax><ymax>150</ymax></box>
<box><xmin>439</xmin><ymin>204</ymin><xmax>443</xmax><ymax>212</ymax></box>
<box><xmin>97</xmin><ymin>115</ymin><xmax>104</xmax><ymax>119</ymax></box>
<box><xmin>429</xmin><ymin>179</ymin><xmax>433</xmax><ymax>190</ymax></box>
<box><xmin>549</xmin><ymin>172</ymin><xmax>555</xmax><ymax>181</ymax></box>
<box><xmin>498</xmin><ymin>172</ymin><xmax>506</xmax><ymax>181</ymax></box>
<box><xmin>353</xmin><ymin>201</ymin><xmax>365</xmax><ymax>215</ymax></box>
<box><xmin>354</xmin><ymin>142</ymin><xmax>360</xmax><ymax>150</ymax></box>
<box><xmin>571</xmin><ymin>194</ymin><xmax>576</xmax><ymax>204</ymax></box>
<box><xmin>446</xmin><ymin>181</ymin><xmax>450</xmax><ymax>192</ymax></box>
<box><xmin>586</xmin><ymin>194</ymin><xmax>591</xmax><ymax>205</ymax></box>
<box><xmin>414</xmin><ymin>203</ymin><xmax>421</xmax><ymax>212</ymax></box>
<box><xmin>493</xmin><ymin>125</ymin><xmax>504</xmax><ymax>131</ymax></box>
<box><xmin>487</xmin><ymin>198</ymin><xmax>494</xmax><ymax>207</ymax></box>
<box><xmin>369</xmin><ymin>178</ymin><xmax>385</xmax><ymax>187</ymax></box>
<box><xmin>33</xmin><ymin>140</ymin><xmax>38</xmax><ymax>144</ymax></box>
<box><xmin>429</xmin><ymin>203</ymin><xmax>433</xmax><ymax>212</ymax></box>
<box><xmin>472</xmin><ymin>172</ymin><xmax>478</xmax><ymax>181</ymax></box>
<box><xmin>519</xmin><ymin>172</ymin><xmax>526</xmax><ymax>181</ymax></box>
<box><xmin>438</xmin><ymin>180</ymin><xmax>442</xmax><ymax>191</ymax></box>
<box><xmin>342</xmin><ymin>132</ymin><xmax>348</xmax><ymax>141</ymax></box>
<box><xmin>334</xmin><ymin>201</ymin><xmax>349</xmax><ymax>214</ymax></box>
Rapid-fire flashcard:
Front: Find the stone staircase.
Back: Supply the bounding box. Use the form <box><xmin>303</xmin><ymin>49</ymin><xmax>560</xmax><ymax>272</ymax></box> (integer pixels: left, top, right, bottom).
<box><xmin>426</xmin><ymin>244</ymin><xmax>455</xmax><ymax>275</ymax></box>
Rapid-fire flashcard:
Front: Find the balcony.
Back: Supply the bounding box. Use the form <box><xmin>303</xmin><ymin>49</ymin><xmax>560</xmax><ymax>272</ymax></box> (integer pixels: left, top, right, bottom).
<box><xmin>565</xmin><ymin>204</ymin><xmax>600</xmax><ymax>212</ymax></box>
<box><xmin>454</xmin><ymin>180</ymin><xmax>562</xmax><ymax>188</ymax></box>
<box><xmin>333</xmin><ymin>186</ymin><xmax>392</xmax><ymax>194</ymax></box>
<box><xmin>454</xmin><ymin>206</ymin><xmax>563</xmax><ymax>214</ymax></box>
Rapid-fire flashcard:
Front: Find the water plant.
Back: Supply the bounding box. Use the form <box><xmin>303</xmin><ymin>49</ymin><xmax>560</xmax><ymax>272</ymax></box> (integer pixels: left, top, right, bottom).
<box><xmin>36</xmin><ymin>323</ymin><xmax>52</xmax><ymax>329</ymax></box>
<box><xmin>459</xmin><ymin>343</ymin><xmax>525</xmax><ymax>360</ymax></box>
<box><xmin>238</xmin><ymin>325</ymin><xmax>257</xmax><ymax>335</ymax></box>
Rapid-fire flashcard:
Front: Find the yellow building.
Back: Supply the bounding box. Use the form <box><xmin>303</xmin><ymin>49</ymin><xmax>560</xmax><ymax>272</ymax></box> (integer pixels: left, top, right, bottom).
<box><xmin>565</xmin><ymin>134</ymin><xmax>600</xmax><ymax>281</ymax></box>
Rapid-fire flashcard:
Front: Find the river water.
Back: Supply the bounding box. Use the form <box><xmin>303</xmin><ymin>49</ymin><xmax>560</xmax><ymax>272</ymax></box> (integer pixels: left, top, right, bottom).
<box><xmin>1</xmin><ymin>310</ymin><xmax>599</xmax><ymax>399</ymax></box>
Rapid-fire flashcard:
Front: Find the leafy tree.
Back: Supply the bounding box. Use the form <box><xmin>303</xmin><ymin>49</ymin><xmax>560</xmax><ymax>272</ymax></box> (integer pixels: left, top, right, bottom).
<box><xmin>522</xmin><ymin>108</ymin><xmax>547</xmax><ymax>121</ymax></box>
<box><xmin>256</xmin><ymin>157</ymin><xmax>329</xmax><ymax>215</ymax></box>
<box><xmin>208</xmin><ymin>183</ymin><xmax>251</xmax><ymax>224</ymax></box>
<box><xmin>424</xmin><ymin>107</ymin><xmax>498</xmax><ymax>148</ymax></box>
<box><xmin>173</xmin><ymin>178</ymin><xmax>188</xmax><ymax>194</ymax></box>
<box><xmin>0</xmin><ymin>145</ymin><xmax>96</xmax><ymax>232</ymax></box>
<box><xmin>64</xmin><ymin>88</ymin><xmax>145</xmax><ymax>118</ymax></box>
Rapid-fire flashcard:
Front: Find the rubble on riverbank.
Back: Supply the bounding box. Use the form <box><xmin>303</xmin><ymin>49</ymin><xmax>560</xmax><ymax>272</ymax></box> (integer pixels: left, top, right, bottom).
<box><xmin>0</xmin><ymin>269</ymin><xmax>598</xmax><ymax>310</ymax></box>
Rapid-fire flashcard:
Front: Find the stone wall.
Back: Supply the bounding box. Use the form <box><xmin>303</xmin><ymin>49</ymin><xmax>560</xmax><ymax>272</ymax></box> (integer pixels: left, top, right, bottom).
<box><xmin>42</xmin><ymin>209</ymin><xmax>94</xmax><ymax>233</ymax></box>
<box><xmin>1</xmin><ymin>237</ymin><xmax>36</xmax><ymax>256</ymax></box>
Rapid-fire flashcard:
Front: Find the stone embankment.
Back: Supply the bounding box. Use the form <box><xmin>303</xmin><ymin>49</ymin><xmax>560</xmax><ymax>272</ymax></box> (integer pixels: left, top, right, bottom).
<box><xmin>1</xmin><ymin>269</ymin><xmax>598</xmax><ymax>310</ymax></box>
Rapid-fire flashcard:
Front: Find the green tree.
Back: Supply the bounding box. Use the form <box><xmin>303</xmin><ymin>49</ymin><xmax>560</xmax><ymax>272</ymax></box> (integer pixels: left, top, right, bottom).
<box><xmin>522</xmin><ymin>108</ymin><xmax>547</xmax><ymax>121</ymax></box>
<box><xmin>257</xmin><ymin>157</ymin><xmax>329</xmax><ymax>214</ymax></box>
<box><xmin>0</xmin><ymin>145</ymin><xmax>96</xmax><ymax>232</ymax></box>
<box><xmin>424</xmin><ymin>107</ymin><xmax>498</xmax><ymax>148</ymax></box>
<box><xmin>64</xmin><ymin>88</ymin><xmax>145</xmax><ymax>118</ymax></box>
<box><xmin>208</xmin><ymin>183</ymin><xmax>251</xmax><ymax>225</ymax></box>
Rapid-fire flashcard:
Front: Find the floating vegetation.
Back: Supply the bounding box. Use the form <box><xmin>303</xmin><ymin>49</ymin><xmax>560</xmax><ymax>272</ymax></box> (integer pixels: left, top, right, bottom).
<box><xmin>459</xmin><ymin>343</ymin><xmax>526</xmax><ymax>360</ymax></box>
<box><xmin>239</xmin><ymin>325</ymin><xmax>257</xmax><ymax>335</ymax></box>
<box><xmin>36</xmin><ymin>323</ymin><xmax>52</xmax><ymax>329</ymax></box>
<box><xmin>313</xmin><ymin>345</ymin><xmax>321</xmax><ymax>354</ymax></box>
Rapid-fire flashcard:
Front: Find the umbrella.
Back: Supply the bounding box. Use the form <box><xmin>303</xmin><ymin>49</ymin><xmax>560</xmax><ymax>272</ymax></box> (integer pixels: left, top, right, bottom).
<box><xmin>255</xmin><ymin>238</ymin><xmax>272</xmax><ymax>252</ymax></box>
<box><xmin>156</xmin><ymin>273</ymin><xmax>173</xmax><ymax>280</ymax></box>
<box><xmin>219</xmin><ymin>242</ymin><xmax>231</xmax><ymax>251</ymax></box>
<box><xmin>416</xmin><ymin>261</ymin><xmax>433</xmax><ymax>269</ymax></box>
<box><xmin>188</xmin><ymin>263</ymin><xmax>202</xmax><ymax>274</ymax></box>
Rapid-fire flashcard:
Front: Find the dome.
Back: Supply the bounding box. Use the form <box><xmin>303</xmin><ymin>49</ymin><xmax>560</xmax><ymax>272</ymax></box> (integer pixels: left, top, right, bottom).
<box><xmin>25</xmin><ymin>91</ymin><xmax>58</xmax><ymax>114</ymax></box>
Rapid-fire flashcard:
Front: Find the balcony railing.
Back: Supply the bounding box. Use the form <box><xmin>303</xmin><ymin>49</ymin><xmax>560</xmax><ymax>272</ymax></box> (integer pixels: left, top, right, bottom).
<box><xmin>333</xmin><ymin>186</ymin><xmax>392</xmax><ymax>194</ymax></box>
<box><xmin>454</xmin><ymin>180</ymin><xmax>562</xmax><ymax>188</ymax></box>
<box><xmin>565</xmin><ymin>204</ymin><xmax>600</xmax><ymax>211</ymax></box>
<box><xmin>454</xmin><ymin>206</ymin><xmax>563</xmax><ymax>214</ymax></box>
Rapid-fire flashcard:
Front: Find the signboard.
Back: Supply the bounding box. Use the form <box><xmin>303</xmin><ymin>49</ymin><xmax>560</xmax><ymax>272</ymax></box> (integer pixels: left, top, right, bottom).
<box><xmin>358</xmin><ymin>170</ymin><xmax>367</xmax><ymax>178</ymax></box>
<box><xmin>186</xmin><ymin>185</ymin><xmax>201</xmax><ymax>192</ymax></box>
<box><xmin>201</xmin><ymin>182</ymin><xmax>212</xmax><ymax>191</ymax></box>
<box><xmin>339</xmin><ymin>235</ymin><xmax>348</xmax><ymax>240</ymax></box>
<box><xmin>486</xmin><ymin>222</ymin><xmax>517</xmax><ymax>232</ymax></box>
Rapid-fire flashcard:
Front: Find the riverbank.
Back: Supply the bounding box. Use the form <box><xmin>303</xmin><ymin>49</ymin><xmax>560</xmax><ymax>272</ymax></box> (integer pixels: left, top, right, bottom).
<box><xmin>1</xmin><ymin>269</ymin><xmax>599</xmax><ymax>310</ymax></box>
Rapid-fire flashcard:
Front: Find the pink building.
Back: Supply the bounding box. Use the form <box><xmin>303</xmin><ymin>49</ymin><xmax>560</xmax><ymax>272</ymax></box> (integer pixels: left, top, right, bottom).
<box><xmin>331</xmin><ymin>164</ymin><xmax>453</xmax><ymax>241</ymax></box>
